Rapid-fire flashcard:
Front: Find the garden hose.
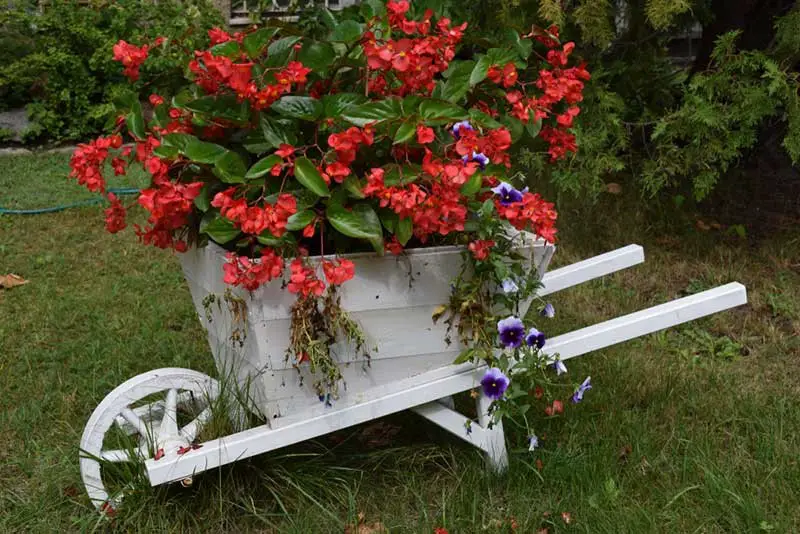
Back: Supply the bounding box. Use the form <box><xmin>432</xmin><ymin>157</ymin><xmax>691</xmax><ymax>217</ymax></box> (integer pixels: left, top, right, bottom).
<box><xmin>0</xmin><ymin>188</ymin><xmax>140</xmax><ymax>215</ymax></box>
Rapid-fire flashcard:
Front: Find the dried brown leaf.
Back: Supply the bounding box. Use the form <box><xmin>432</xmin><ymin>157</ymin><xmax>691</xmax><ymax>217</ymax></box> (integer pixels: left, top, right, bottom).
<box><xmin>605</xmin><ymin>182</ymin><xmax>623</xmax><ymax>194</ymax></box>
<box><xmin>0</xmin><ymin>274</ymin><xmax>29</xmax><ymax>289</ymax></box>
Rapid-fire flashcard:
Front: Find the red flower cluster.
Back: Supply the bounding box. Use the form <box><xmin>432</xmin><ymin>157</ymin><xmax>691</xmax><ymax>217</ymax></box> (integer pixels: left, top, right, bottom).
<box><xmin>362</xmin><ymin>2</ymin><xmax>465</xmax><ymax>96</ymax></box>
<box><xmin>327</xmin><ymin>126</ymin><xmax>374</xmax><ymax>166</ymax></box>
<box><xmin>104</xmin><ymin>193</ymin><xmax>127</xmax><ymax>234</ymax></box>
<box><xmin>212</xmin><ymin>189</ymin><xmax>298</xmax><ymax>237</ymax></box>
<box><xmin>322</xmin><ymin>258</ymin><xmax>356</xmax><ymax>286</ymax></box>
<box><xmin>468</xmin><ymin>240</ymin><xmax>495</xmax><ymax>261</ymax></box>
<box><xmin>487</xmin><ymin>62</ymin><xmax>518</xmax><ymax>88</ymax></box>
<box><xmin>112</xmin><ymin>40</ymin><xmax>149</xmax><ymax>81</ymax></box>
<box><xmin>495</xmin><ymin>192</ymin><xmax>558</xmax><ymax>243</ymax></box>
<box><xmin>453</xmin><ymin>127</ymin><xmax>513</xmax><ymax>167</ymax></box>
<box><xmin>223</xmin><ymin>249</ymin><xmax>284</xmax><ymax>291</ymax></box>
<box><xmin>190</xmin><ymin>48</ymin><xmax>310</xmax><ymax>110</ymax></box>
<box><xmin>136</xmin><ymin>181</ymin><xmax>204</xmax><ymax>250</ymax></box>
<box><xmin>69</xmin><ymin>135</ymin><xmax>122</xmax><ymax>193</ymax></box>
<box><xmin>288</xmin><ymin>259</ymin><xmax>325</xmax><ymax>297</ymax></box>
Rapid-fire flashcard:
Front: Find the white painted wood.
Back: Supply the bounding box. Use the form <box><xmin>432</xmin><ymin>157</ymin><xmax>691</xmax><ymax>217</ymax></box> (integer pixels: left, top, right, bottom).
<box><xmin>79</xmin><ymin>369</ymin><xmax>218</xmax><ymax>509</ymax></box>
<box><xmin>145</xmin><ymin>281</ymin><xmax>746</xmax><ymax>485</ymax></box>
<box><xmin>538</xmin><ymin>244</ymin><xmax>645</xmax><ymax>296</ymax></box>
<box><xmin>179</xmin><ymin>235</ymin><xmax>554</xmax><ymax>424</ymax></box>
<box><xmin>541</xmin><ymin>282</ymin><xmax>747</xmax><ymax>361</ymax></box>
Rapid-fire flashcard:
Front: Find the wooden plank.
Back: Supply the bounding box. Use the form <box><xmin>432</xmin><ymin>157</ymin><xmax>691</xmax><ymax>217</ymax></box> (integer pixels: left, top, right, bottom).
<box><xmin>538</xmin><ymin>244</ymin><xmax>644</xmax><ymax>296</ymax></box>
<box><xmin>146</xmin><ymin>281</ymin><xmax>746</xmax><ymax>485</ymax></box>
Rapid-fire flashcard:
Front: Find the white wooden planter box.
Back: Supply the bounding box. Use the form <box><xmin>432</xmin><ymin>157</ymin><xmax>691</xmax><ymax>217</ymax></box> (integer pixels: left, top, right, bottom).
<box><xmin>179</xmin><ymin>236</ymin><xmax>554</xmax><ymax>427</ymax></box>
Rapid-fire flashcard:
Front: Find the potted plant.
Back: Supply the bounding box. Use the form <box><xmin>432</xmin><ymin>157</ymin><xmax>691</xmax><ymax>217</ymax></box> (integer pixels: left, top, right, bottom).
<box><xmin>70</xmin><ymin>0</ymin><xmax>590</xmax><ymax>436</ymax></box>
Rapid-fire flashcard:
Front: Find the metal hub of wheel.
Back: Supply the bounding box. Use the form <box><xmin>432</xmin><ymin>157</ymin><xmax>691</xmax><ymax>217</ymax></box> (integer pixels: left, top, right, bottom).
<box><xmin>79</xmin><ymin>368</ymin><xmax>219</xmax><ymax>512</ymax></box>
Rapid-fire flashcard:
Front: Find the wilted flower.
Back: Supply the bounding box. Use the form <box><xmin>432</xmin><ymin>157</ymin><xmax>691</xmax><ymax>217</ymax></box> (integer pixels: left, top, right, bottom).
<box><xmin>528</xmin><ymin>434</ymin><xmax>539</xmax><ymax>451</ymax></box>
<box><xmin>501</xmin><ymin>278</ymin><xmax>519</xmax><ymax>294</ymax></box>
<box><xmin>572</xmin><ymin>376</ymin><xmax>592</xmax><ymax>403</ymax></box>
<box><xmin>498</xmin><ymin>316</ymin><xmax>525</xmax><ymax>348</ymax></box>
<box><xmin>481</xmin><ymin>367</ymin><xmax>510</xmax><ymax>400</ymax></box>
<box><xmin>551</xmin><ymin>358</ymin><xmax>567</xmax><ymax>375</ymax></box>
<box><xmin>540</xmin><ymin>302</ymin><xmax>555</xmax><ymax>318</ymax></box>
<box><xmin>491</xmin><ymin>182</ymin><xmax>524</xmax><ymax>206</ymax></box>
<box><xmin>525</xmin><ymin>327</ymin><xmax>546</xmax><ymax>348</ymax></box>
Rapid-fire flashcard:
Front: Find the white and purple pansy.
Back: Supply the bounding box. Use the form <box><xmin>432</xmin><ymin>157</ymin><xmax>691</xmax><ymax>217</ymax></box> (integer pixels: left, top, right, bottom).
<box><xmin>481</xmin><ymin>367</ymin><xmax>510</xmax><ymax>400</ymax></box>
<box><xmin>491</xmin><ymin>181</ymin><xmax>524</xmax><ymax>206</ymax></box>
<box><xmin>525</xmin><ymin>327</ymin><xmax>546</xmax><ymax>349</ymax></box>
<box><xmin>540</xmin><ymin>302</ymin><xmax>555</xmax><ymax>318</ymax></box>
<box><xmin>452</xmin><ymin>120</ymin><xmax>474</xmax><ymax>139</ymax></box>
<box><xmin>572</xmin><ymin>376</ymin><xmax>592</xmax><ymax>403</ymax></box>
<box><xmin>497</xmin><ymin>315</ymin><xmax>526</xmax><ymax>348</ymax></box>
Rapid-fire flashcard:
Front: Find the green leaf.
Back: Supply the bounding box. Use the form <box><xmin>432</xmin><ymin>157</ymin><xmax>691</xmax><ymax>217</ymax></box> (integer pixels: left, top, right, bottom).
<box><xmin>419</xmin><ymin>100</ymin><xmax>468</xmax><ymax>121</ymax></box>
<box><xmin>184</xmin><ymin>138</ymin><xmax>228</xmax><ymax>164</ymax></box>
<box><xmin>214</xmin><ymin>151</ymin><xmax>247</xmax><ymax>183</ymax></box>
<box><xmin>152</xmin><ymin>144</ymin><xmax>179</xmax><ymax>159</ymax></box>
<box><xmin>525</xmin><ymin>114</ymin><xmax>542</xmax><ymax>138</ymax></box>
<box><xmin>293</xmin><ymin>157</ymin><xmax>330</xmax><ymax>197</ymax></box>
<box><xmin>382</xmin><ymin>163</ymin><xmax>422</xmax><ymax>186</ymax></box>
<box><xmin>126</xmin><ymin>100</ymin><xmax>145</xmax><ymax>140</ymax></box>
<box><xmin>271</xmin><ymin>96</ymin><xmax>322</xmax><ymax>121</ymax></box>
<box><xmin>487</xmin><ymin>47</ymin><xmax>519</xmax><ymax>66</ymax></box>
<box><xmin>460</xmin><ymin>171</ymin><xmax>483</xmax><ymax>196</ymax></box>
<box><xmin>322</xmin><ymin>93</ymin><xmax>368</xmax><ymax>117</ymax></box>
<box><xmin>161</xmin><ymin>133</ymin><xmax>194</xmax><ymax>151</ymax></box>
<box><xmin>261</xmin><ymin>115</ymin><xmax>297</xmax><ymax>148</ymax></box>
<box><xmin>210</xmin><ymin>40</ymin><xmax>240</xmax><ymax>58</ymax></box>
<box><xmin>297</xmin><ymin>41</ymin><xmax>337</xmax><ymax>72</ymax></box>
<box><xmin>242</xmin><ymin>131</ymin><xmax>272</xmax><ymax>154</ymax></box>
<box><xmin>468</xmin><ymin>108</ymin><xmax>503</xmax><ymax>129</ymax></box>
<box><xmin>200</xmin><ymin>211</ymin><xmax>241</xmax><ymax>244</ymax></box>
<box><xmin>441</xmin><ymin>60</ymin><xmax>475</xmax><ymax>102</ymax></box>
<box><xmin>246</xmin><ymin>154</ymin><xmax>282</xmax><ymax>179</ymax></box>
<box><xmin>265</xmin><ymin>36</ymin><xmax>303</xmax><ymax>68</ymax></box>
<box><xmin>184</xmin><ymin>95</ymin><xmax>249</xmax><ymax>122</ymax></box>
<box><xmin>285</xmin><ymin>210</ymin><xmax>315</xmax><ymax>231</ymax></box>
<box><xmin>363</xmin><ymin>0</ymin><xmax>386</xmax><ymax>17</ymax></box>
<box><xmin>327</xmin><ymin>203</ymin><xmax>384</xmax><ymax>252</ymax></box>
<box><xmin>318</xmin><ymin>7</ymin><xmax>338</xmax><ymax>29</ymax></box>
<box><xmin>330</xmin><ymin>20</ymin><xmax>363</xmax><ymax>43</ymax></box>
<box><xmin>343</xmin><ymin>176</ymin><xmax>366</xmax><ymax>199</ymax></box>
<box><xmin>393</xmin><ymin>122</ymin><xmax>417</xmax><ymax>144</ymax></box>
<box><xmin>243</xmin><ymin>27</ymin><xmax>280</xmax><ymax>58</ymax></box>
<box><xmin>194</xmin><ymin>184</ymin><xmax>211</xmax><ymax>212</ymax></box>
<box><xmin>342</xmin><ymin>98</ymin><xmax>403</xmax><ymax>126</ymax></box>
<box><xmin>396</xmin><ymin>217</ymin><xmax>413</xmax><ymax>245</ymax></box>
<box><xmin>470</xmin><ymin>56</ymin><xmax>492</xmax><ymax>86</ymax></box>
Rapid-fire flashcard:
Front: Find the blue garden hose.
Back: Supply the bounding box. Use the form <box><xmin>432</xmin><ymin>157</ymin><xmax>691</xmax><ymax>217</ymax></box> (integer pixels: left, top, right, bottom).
<box><xmin>0</xmin><ymin>188</ymin><xmax>141</xmax><ymax>215</ymax></box>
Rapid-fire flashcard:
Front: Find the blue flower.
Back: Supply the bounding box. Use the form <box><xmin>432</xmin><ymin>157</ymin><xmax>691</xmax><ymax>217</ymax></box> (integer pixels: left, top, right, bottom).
<box><xmin>501</xmin><ymin>278</ymin><xmax>519</xmax><ymax>294</ymax></box>
<box><xmin>472</xmin><ymin>151</ymin><xmax>489</xmax><ymax>169</ymax></box>
<box><xmin>551</xmin><ymin>359</ymin><xmax>567</xmax><ymax>375</ymax></box>
<box><xmin>491</xmin><ymin>182</ymin><xmax>524</xmax><ymax>206</ymax></box>
<box><xmin>540</xmin><ymin>303</ymin><xmax>555</xmax><ymax>318</ymax></box>
<box><xmin>528</xmin><ymin>434</ymin><xmax>539</xmax><ymax>451</ymax></box>
<box><xmin>452</xmin><ymin>120</ymin><xmax>474</xmax><ymax>139</ymax></box>
<box><xmin>572</xmin><ymin>376</ymin><xmax>592</xmax><ymax>403</ymax></box>
<box><xmin>497</xmin><ymin>315</ymin><xmax>525</xmax><ymax>349</ymax></box>
<box><xmin>481</xmin><ymin>367</ymin><xmax>510</xmax><ymax>400</ymax></box>
<box><xmin>525</xmin><ymin>327</ymin><xmax>546</xmax><ymax>349</ymax></box>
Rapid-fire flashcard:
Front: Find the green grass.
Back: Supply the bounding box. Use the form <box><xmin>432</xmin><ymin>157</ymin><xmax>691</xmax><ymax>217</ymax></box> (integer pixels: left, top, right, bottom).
<box><xmin>1</xmin><ymin>153</ymin><xmax>799</xmax><ymax>532</ymax></box>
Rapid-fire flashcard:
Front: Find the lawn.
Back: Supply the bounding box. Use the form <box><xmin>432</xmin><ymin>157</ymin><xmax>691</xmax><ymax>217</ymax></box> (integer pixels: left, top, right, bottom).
<box><xmin>1</xmin><ymin>153</ymin><xmax>799</xmax><ymax>533</ymax></box>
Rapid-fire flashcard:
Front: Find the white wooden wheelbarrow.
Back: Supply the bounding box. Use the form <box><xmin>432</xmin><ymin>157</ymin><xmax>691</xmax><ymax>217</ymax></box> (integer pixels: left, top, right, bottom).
<box><xmin>79</xmin><ymin>240</ymin><xmax>747</xmax><ymax>511</ymax></box>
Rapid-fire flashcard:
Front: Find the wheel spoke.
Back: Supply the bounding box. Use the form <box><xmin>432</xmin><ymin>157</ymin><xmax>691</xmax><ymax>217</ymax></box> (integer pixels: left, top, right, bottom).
<box><xmin>179</xmin><ymin>406</ymin><xmax>213</xmax><ymax>442</ymax></box>
<box><xmin>113</xmin><ymin>391</ymin><xmax>197</xmax><ymax>434</ymax></box>
<box><xmin>120</xmin><ymin>408</ymin><xmax>149</xmax><ymax>437</ymax></box>
<box><xmin>158</xmin><ymin>389</ymin><xmax>179</xmax><ymax>438</ymax></box>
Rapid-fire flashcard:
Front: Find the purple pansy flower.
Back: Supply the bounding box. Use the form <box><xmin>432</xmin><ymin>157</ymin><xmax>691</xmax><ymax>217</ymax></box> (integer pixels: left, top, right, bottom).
<box><xmin>525</xmin><ymin>327</ymin><xmax>546</xmax><ymax>349</ymax></box>
<box><xmin>491</xmin><ymin>182</ymin><xmax>524</xmax><ymax>206</ymax></box>
<box><xmin>540</xmin><ymin>303</ymin><xmax>555</xmax><ymax>318</ymax></box>
<box><xmin>481</xmin><ymin>367</ymin><xmax>510</xmax><ymax>400</ymax></box>
<box><xmin>528</xmin><ymin>434</ymin><xmax>539</xmax><ymax>451</ymax></box>
<box><xmin>497</xmin><ymin>315</ymin><xmax>525</xmax><ymax>348</ymax></box>
<box><xmin>452</xmin><ymin>120</ymin><xmax>473</xmax><ymax>139</ymax></box>
<box><xmin>572</xmin><ymin>376</ymin><xmax>592</xmax><ymax>403</ymax></box>
<box><xmin>461</xmin><ymin>151</ymin><xmax>490</xmax><ymax>170</ymax></box>
<box><xmin>551</xmin><ymin>359</ymin><xmax>567</xmax><ymax>375</ymax></box>
<box><xmin>501</xmin><ymin>278</ymin><xmax>519</xmax><ymax>294</ymax></box>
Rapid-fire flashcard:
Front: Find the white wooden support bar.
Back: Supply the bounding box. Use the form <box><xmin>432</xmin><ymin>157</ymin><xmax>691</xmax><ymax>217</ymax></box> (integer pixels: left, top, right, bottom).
<box><xmin>538</xmin><ymin>244</ymin><xmax>645</xmax><ymax>296</ymax></box>
<box><xmin>145</xmin><ymin>281</ymin><xmax>746</xmax><ymax>485</ymax></box>
<box><xmin>541</xmin><ymin>282</ymin><xmax>747</xmax><ymax>361</ymax></box>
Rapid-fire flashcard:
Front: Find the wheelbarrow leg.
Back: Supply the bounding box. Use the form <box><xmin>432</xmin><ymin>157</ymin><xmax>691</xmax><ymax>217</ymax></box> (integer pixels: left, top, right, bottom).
<box><xmin>411</xmin><ymin>392</ymin><xmax>508</xmax><ymax>472</ymax></box>
<box><xmin>476</xmin><ymin>392</ymin><xmax>508</xmax><ymax>472</ymax></box>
